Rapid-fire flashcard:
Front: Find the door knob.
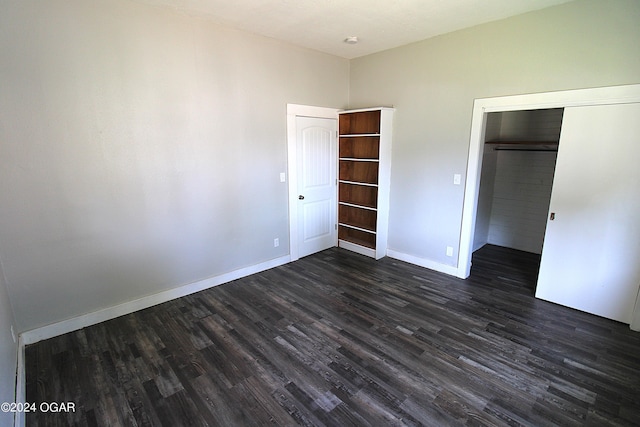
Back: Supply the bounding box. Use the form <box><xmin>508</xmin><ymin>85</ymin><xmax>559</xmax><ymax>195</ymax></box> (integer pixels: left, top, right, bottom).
<box><xmin>298</xmin><ymin>195</ymin><xmax>305</xmax><ymax>200</ymax></box>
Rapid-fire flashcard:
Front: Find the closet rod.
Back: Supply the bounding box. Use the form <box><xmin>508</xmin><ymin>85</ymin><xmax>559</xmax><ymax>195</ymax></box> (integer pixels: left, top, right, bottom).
<box><xmin>494</xmin><ymin>147</ymin><xmax>558</xmax><ymax>152</ymax></box>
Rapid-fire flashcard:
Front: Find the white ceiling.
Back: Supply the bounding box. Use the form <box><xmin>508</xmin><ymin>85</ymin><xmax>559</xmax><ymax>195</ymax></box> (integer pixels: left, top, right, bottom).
<box><xmin>134</xmin><ymin>0</ymin><xmax>575</xmax><ymax>59</ymax></box>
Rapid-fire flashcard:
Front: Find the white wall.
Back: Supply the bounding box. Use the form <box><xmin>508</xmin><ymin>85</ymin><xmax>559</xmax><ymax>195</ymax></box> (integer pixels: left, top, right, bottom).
<box><xmin>487</xmin><ymin>150</ymin><xmax>557</xmax><ymax>254</ymax></box>
<box><xmin>349</xmin><ymin>0</ymin><xmax>640</xmax><ymax>269</ymax></box>
<box><xmin>472</xmin><ymin>144</ymin><xmax>497</xmax><ymax>251</ymax></box>
<box><xmin>0</xmin><ymin>0</ymin><xmax>349</xmax><ymax>332</ymax></box>
<box><xmin>478</xmin><ymin>109</ymin><xmax>561</xmax><ymax>254</ymax></box>
<box><xmin>0</xmin><ymin>261</ymin><xmax>17</xmax><ymax>427</ymax></box>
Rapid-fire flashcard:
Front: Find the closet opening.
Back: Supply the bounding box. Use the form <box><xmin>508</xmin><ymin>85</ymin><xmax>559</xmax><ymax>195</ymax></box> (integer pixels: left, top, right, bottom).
<box><xmin>471</xmin><ymin>108</ymin><xmax>564</xmax><ymax>295</ymax></box>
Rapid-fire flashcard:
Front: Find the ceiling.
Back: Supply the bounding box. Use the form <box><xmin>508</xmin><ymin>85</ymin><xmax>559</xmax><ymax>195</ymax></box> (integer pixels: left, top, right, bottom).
<box><xmin>133</xmin><ymin>0</ymin><xmax>575</xmax><ymax>59</ymax></box>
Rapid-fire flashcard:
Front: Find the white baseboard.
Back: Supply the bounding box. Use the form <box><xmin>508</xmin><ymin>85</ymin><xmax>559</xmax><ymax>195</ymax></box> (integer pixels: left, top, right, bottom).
<box><xmin>338</xmin><ymin>240</ymin><xmax>376</xmax><ymax>258</ymax></box>
<box><xmin>21</xmin><ymin>255</ymin><xmax>291</xmax><ymax>345</ymax></box>
<box><xmin>386</xmin><ymin>249</ymin><xmax>461</xmax><ymax>277</ymax></box>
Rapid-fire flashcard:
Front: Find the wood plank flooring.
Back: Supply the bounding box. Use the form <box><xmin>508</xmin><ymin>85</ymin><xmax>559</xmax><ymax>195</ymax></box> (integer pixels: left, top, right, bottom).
<box><xmin>25</xmin><ymin>245</ymin><xmax>640</xmax><ymax>426</ymax></box>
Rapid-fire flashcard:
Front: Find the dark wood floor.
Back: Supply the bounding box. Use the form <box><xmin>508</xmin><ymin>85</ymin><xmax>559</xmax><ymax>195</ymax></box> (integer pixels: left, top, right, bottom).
<box><xmin>26</xmin><ymin>245</ymin><xmax>640</xmax><ymax>426</ymax></box>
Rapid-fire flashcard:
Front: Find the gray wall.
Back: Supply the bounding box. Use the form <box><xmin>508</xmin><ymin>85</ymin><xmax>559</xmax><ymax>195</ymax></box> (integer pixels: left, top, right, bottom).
<box><xmin>0</xmin><ymin>0</ymin><xmax>349</xmax><ymax>332</ymax></box>
<box><xmin>349</xmin><ymin>0</ymin><xmax>640</xmax><ymax>268</ymax></box>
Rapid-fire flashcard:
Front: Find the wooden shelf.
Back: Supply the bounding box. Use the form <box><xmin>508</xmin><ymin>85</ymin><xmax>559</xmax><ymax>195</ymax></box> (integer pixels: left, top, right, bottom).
<box><xmin>339</xmin><ymin>204</ymin><xmax>377</xmax><ymax>232</ymax></box>
<box><xmin>339</xmin><ymin>158</ymin><xmax>379</xmax><ymax>162</ymax></box>
<box><xmin>339</xmin><ymin>110</ymin><xmax>381</xmax><ymax>135</ymax></box>
<box><xmin>338</xmin><ymin>226</ymin><xmax>376</xmax><ymax>249</ymax></box>
<box><xmin>339</xmin><ymin>180</ymin><xmax>377</xmax><ymax>188</ymax></box>
<box><xmin>339</xmin><ymin>136</ymin><xmax>380</xmax><ymax>159</ymax></box>
<box><xmin>339</xmin><ymin>201</ymin><xmax>377</xmax><ymax>211</ymax></box>
<box><xmin>339</xmin><ymin>160</ymin><xmax>379</xmax><ymax>184</ymax></box>
<box><xmin>339</xmin><ymin>182</ymin><xmax>378</xmax><ymax>209</ymax></box>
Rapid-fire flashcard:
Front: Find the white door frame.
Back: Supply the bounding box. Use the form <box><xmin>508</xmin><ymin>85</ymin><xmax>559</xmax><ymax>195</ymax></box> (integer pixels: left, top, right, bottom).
<box><xmin>287</xmin><ymin>104</ymin><xmax>339</xmax><ymax>261</ymax></box>
<box><xmin>458</xmin><ymin>84</ymin><xmax>640</xmax><ymax>279</ymax></box>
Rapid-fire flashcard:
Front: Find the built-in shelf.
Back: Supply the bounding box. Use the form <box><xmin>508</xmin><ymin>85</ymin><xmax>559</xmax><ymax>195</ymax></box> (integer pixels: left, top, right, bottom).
<box><xmin>339</xmin><ymin>180</ymin><xmax>378</xmax><ymax>187</ymax></box>
<box><xmin>485</xmin><ymin>140</ymin><xmax>559</xmax><ymax>145</ymax></box>
<box><xmin>339</xmin><ymin>201</ymin><xmax>377</xmax><ymax>211</ymax></box>
<box><xmin>485</xmin><ymin>140</ymin><xmax>559</xmax><ymax>152</ymax></box>
<box><xmin>338</xmin><ymin>107</ymin><xmax>393</xmax><ymax>259</ymax></box>
<box><xmin>338</xmin><ymin>223</ymin><xmax>376</xmax><ymax>234</ymax></box>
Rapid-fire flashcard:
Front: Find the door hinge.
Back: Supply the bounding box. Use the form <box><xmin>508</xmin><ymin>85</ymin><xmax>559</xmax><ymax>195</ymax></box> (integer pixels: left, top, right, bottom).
<box><xmin>335</xmin><ymin>224</ymin><xmax>337</xmax><ymax>230</ymax></box>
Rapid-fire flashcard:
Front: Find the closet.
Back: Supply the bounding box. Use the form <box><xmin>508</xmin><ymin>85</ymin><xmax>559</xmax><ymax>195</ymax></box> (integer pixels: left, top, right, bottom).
<box><xmin>461</xmin><ymin>85</ymin><xmax>640</xmax><ymax>326</ymax></box>
<box><xmin>473</xmin><ymin>108</ymin><xmax>563</xmax><ymax>255</ymax></box>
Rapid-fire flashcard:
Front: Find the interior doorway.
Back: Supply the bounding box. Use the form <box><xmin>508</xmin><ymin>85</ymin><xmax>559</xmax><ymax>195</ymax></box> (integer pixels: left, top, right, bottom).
<box><xmin>286</xmin><ymin>104</ymin><xmax>339</xmax><ymax>261</ymax></box>
<box><xmin>457</xmin><ymin>84</ymin><xmax>640</xmax><ymax>281</ymax></box>
<box><xmin>295</xmin><ymin>116</ymin><xmax>338</xmax><ymax>258</ymax></box>
<box><xmin>458</xmin><ymin>85</ymin><xmax>640</xmax><ymax>328</ymax></box>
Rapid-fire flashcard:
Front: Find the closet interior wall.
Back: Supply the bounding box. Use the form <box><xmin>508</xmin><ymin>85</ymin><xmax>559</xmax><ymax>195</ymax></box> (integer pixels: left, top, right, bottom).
<box><xmin>474</xmin><ymin>109</ymin><xmax>563</xmax><ymax>254</ymax></box>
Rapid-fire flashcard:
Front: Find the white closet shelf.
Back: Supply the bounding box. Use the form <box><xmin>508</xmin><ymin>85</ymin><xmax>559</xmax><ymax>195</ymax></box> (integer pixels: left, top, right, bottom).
<box><xmin>339</xmin><ymin>202</ymin><xmax>377</xmax><ymax>211</ymax></box>
<box><xmin>339</xmin><ymin>180</ymin><xmax>378</xmax><ymax>187</ymax></box>
<box><xmin>339</xmin><ymin>157</ymin><xmax>379</xmax><ymax>162</ymax></box>
<box><xmin>338</xmin><ymin>223</ymin><xmax>376</xmax><ymax>234</ymax></box>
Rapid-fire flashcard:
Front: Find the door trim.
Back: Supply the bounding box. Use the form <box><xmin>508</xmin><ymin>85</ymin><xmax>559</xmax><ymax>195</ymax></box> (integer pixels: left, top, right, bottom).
<box><xmin>287</xmin><ymin>104</ymin><xmax>339</xmax><ymax>261</ymax></box>
<box><xmin>459</xmin><ymin>84</ymin><xmax>640</xmax><ymax>279</ymax></box>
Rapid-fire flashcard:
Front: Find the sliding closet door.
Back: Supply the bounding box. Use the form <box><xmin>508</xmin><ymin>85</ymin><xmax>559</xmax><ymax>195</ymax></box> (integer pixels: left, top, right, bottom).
<box><xmin>535</xmin><ymin>103</ymin><xmax>640</xmax><ymax>323</ymax></box>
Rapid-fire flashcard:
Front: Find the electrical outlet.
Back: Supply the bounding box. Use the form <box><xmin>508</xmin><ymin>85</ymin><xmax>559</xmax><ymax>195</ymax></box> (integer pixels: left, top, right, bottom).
<box><xmin>274</xmin><ymin>238</ymin><xmax>279</xmax><ymax>248</ymax></box>
<box><xmin>279</xmin><ymin>172</ymin><xmax>286</xmax><ymax>183</ymax></box>
<box><xmin>446</xmin><ymin>246</ymin><xmax>454</xmax><ymax>257</ymax></box>
<box><xmin>453</xmin><ymin>174</ymin><xmax>461</xmax><ymax>185</ymax></box>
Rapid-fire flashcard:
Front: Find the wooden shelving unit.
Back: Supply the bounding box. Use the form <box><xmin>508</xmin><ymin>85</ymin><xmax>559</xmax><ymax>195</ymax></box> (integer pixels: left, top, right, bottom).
<box><xmin>338</xmin><ymin>107</ymin><xmax>394</xmax><ymax>259</ymax></box>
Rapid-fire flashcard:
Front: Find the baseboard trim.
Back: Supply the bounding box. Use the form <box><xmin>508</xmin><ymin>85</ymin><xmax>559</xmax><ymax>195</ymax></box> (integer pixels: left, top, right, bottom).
<box><xmin>386</xmin><ymin>249</ymin><xmax>460</xmax><ymax>277</ymax></box>
<box><xmin>21</xmin><ymin>255</ymin><xmax>291</xmax><ymax>345</ymax></box>
<box><xmin>338</xmin><ymin>240</ymin><xmax>376</xmax><ymax>258</ymax></box>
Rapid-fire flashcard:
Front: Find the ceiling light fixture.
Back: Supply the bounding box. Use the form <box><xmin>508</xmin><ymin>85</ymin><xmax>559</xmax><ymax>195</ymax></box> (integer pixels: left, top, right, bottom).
<box><xmin>343</xmin><ymin>36</ymin><xmax>359</xmax><ymax>45</ymax></box>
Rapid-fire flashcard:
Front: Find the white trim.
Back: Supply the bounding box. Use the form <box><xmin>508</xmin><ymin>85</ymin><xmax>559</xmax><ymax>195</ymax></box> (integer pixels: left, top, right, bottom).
<box><xmin>338</xmin><ymin>158</ymin><xmax>379</xmax><ymax>162</ymax></box>
<box><xmin>339</xmin><ymin>202</ymin><xmax>377</xmax><ymax>211</ymax></box>
<box><xmin>338</xmin><ymin>106</ymin><xmax>395</xmax><ymax>114</ymax></box>
<box><xmin>13</xmin><ymin>335</ymin><xmax>25</xmax><ymax>427</ymax></box>
<box><xmin>21</xmin><ymin>255</ymin><xmax>290</xmax><ymax>345</ymax></box>
<box><xmin>458</xmin><ymin>84</ymin><xmax>640</xmax><ymax>279</ymax></box>
<box><xmin>286</xmin><ymin>104</ymin><xmax>340</xmax><ymax>261</ymax></box>
<box><xmin>338</xmin><ymin>223</ymin><xmax>376</xmax><ymax>234</ymax></box>
<box><xmin>338</xmin><ymin>180</ymin><xmax>378</xmax><ymax>187</ymax></box>
<box><xmin>387</xmin><ymin>249</ymin><xmax>460</xmax><ymax>277</ymax></box>
<box><xmin>631</xmin><ymin>285</ymin><xmax>640</xmax><ymax>332</ymax></box>
<box><xmin>338</xmin><ymin>240</ymin><xmax>376</xmax><ymax>258</ymax></box>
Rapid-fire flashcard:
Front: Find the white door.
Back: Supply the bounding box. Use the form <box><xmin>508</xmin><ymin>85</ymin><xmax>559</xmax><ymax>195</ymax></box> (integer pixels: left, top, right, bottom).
<box><xmin>535</xmin><ymin>103</ymin><xmax>640</xmax><ymax>323</ymax></box>
<box><xmin>296</xmin><ymin>116</ymin><xmax>337</xmax><ymax>258</ymax></box>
